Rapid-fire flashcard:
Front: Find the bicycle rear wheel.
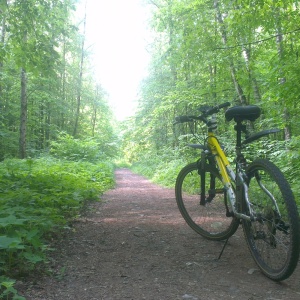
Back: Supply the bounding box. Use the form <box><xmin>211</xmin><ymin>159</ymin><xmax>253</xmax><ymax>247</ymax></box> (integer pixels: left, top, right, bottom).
<box><xmin>243</xmin><ymin>158</ymin><xmax>300</xmax><ymax>281</ymax></box>
<box><xmin>175</xmin><ymin>162</ymin><xmax>239</xmax><ymax>241</ymax></box>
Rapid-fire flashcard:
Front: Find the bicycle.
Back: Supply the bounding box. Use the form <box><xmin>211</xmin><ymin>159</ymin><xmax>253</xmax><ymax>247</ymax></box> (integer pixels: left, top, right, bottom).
<box><xmin>174</xmin><ymin>102</ymin><xmax>300</xmax><ymax>281</ymax></box>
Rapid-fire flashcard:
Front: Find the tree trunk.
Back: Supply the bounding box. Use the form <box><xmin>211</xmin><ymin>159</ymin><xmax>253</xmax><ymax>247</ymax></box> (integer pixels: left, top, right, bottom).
<box><xmin>19</xmin><ymin>67</ymin><xmax>27</xmax><ymax>159</ymax></box>
<box><xmin>0</xmin><ymin>2</ymin><xmax>7</xmax><ymax>108</ymax></box>
<box><xmin>274</xmin><ymin>9</ymin><xmax>291</xmax><ymax>140</ymax></box>
<box><xmin>208</xmin><ymin>64</ymin><xmax>217</xmax><ymax>101</ymax></box>
<box><xmin>214</xmin><ymin>0</ymin><xmax>247</xmax><ymax>105</ymax></box>
<box><xmin>242</xmin><ymin>46</ymin><xmax>261</xmax><ymax>103</ymax></box>
<box><xmin>73</xmin><ymin>1</ymin><xmax>87</xmax><ymax>137</ymax></box>
<box><xmin>45</xmin><ymin>101</ymin><xmax>51</xmax><ymax>146</ymax></box>
<box><xmin>60</xmin><ymin>34</ymin><xmax>67</xmax><ymax>130</ymax></box>
<box><xmin>91</xmin><ymin>86</ymin><xmax>98</xmax><ymax>137</ymax></box>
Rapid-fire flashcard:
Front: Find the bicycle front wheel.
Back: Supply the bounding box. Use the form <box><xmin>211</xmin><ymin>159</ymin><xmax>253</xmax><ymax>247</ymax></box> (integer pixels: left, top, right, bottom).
<box><xmin>243</xmin><ymin>158</ymin><xmax>300</xmax><ymax>281</ymax></box>
<box><xmin>175</xmin><ymin>162</ymin><xmax>240</xmax><ymax>241</ymax></box>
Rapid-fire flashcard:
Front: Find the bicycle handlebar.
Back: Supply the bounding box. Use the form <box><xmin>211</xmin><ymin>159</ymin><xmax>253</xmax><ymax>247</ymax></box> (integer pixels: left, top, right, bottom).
<box><xmin>174</xmin><ymin>102</ymin><xmax>231</xmax><ymax>124</ymax></box>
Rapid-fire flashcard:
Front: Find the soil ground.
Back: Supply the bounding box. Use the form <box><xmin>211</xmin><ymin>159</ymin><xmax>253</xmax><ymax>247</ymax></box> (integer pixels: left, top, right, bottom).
<box><xmin>18</xmin><ymin>168</ymin><xmax>300</xmax><ymax>300</ymax></box>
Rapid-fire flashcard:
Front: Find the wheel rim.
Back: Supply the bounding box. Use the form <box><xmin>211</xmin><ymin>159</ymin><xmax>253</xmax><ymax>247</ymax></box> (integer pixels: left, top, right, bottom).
<box><xmin>245</xmin><ymin>167</ymin><xmax>294</xmax><ymax>276</ymax></box>
<box><xmin>177</xmin><ymin>164</ymin><xmax>237</xmax><ymax>238</ymax></box>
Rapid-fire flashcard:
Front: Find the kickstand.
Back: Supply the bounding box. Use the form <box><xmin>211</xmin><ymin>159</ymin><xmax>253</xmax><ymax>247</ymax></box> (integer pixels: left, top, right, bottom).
<box><xmin>218</xmin><ymin>237</ymin><xmax>229</xmax><ymax>260</ymax></box>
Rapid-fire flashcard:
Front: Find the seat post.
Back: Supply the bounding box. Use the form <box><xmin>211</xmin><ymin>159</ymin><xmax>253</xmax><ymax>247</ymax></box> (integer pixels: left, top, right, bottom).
<box><xmin>234</xmin><ymin>121</ymin><xmax>246</xmax><ymax>149</ymax></box>
<box><xmin>234</xmin><ymin>121</ymin><xmax>247</xmax><ymax>176</ymax></box>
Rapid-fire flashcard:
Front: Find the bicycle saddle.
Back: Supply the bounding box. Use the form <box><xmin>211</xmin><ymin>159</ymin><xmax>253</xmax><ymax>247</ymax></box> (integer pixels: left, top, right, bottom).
<box><xmin>225</xmin><ymin>105</ymin><xmax>261</xmax><ymax>122</ymax></box>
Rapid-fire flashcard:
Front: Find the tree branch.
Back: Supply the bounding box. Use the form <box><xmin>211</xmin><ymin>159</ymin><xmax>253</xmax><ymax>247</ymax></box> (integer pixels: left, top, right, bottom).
<box><xmin>213</xmin><ymin>28</ymin><xmax>300</xmax><ymax>50</ymax></box>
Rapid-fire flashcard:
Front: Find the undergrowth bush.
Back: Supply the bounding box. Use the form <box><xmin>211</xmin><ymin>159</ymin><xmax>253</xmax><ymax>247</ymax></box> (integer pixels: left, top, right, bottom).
<box><xmin>269</xmin><ymin>136</ymin><xmax>300</xmax><ymax>203</ymax></box>
<box><xmin>0</xmin><ymin>157</ymin><xmax>114</xmax><ymax>299</ymax></box>
<box><xmin>50</xmin><ymin>132</ymin><xmax>118</xmax><ymax>162</ymax></box>
<box><xmin>131</xmin><ymin>148</ymin><xmax>188</xmax><ymax>187</ymax></box>
<box><xmin>244</xmin><ymin>136</ymin><xmax>300</xmax><ymax>204</ymax></box>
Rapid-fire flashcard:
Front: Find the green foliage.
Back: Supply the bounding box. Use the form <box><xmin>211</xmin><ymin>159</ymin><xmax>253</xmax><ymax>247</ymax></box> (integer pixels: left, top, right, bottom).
<box><xmin>0</xmin><ymin>0</ymin><xmax>116</xmax><ymax>297</ymax></box>
<box><xmin>268</xmin><ymin>136</ymin><xmax>300</xmax><ymax>202</ymax></box>
<box><xmin>123</xmin><ymin>0</ymin><xmax>300</xmax><ymax>165</ymax></box>
<box><xmin>0</xmin><ymin>157</ymin><xmax>114</xmax><ymax>297</ymax></box>
<box><xmin>131</xmin><ymin>147</ymin><xmax>188</xmax><ymax>188</ymax></box>
<box><xmin>0</xmin><ymin>6</ymin><xmax>118</xmax><ymax>288</ymax></box>
<box><xmin>50</xmin><ymin>132</ymin><xmax>118</xmax><ymax>162</ymax></box>
<box><xmin>0</xmin><ymin>276</ymin><xmax>25</xmax><ymax>300</ymax></box>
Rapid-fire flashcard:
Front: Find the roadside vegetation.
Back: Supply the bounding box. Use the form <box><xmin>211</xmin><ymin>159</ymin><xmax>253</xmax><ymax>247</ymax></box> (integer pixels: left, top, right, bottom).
<box><xmin>0</xmin><ymin>136</ymin><xmax>115</xmax><ymax>299</ymax></box>
<box><xmin>0</xmin><ymin>1</ymin><xmax>118</xmax><ymax>297</ymax></box>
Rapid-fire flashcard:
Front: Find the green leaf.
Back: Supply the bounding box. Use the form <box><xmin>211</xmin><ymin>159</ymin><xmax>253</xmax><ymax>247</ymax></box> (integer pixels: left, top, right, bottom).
<box><xmin>0</xmin><ymin>215</ymin><xmax>28</xmax><ymax>227</ymax></box>
<box><xmin>0</xmin><ymin>236</ymin><xmax>24</xmax><ymax>249</ymax></box>
<box><xmin>0</xmin><ymin>278</ymin><xmax>16</xmax><ymax>289</ymax></box>
<box><xmin>23</xmin><ymin>252</ymin><xmax>44</xmax><ymax>264</ymax></box>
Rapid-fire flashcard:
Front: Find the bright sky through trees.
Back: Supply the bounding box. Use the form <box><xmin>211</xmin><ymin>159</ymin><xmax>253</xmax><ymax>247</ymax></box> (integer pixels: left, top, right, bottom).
<box><xmin>78</xmin><ymin>0</ymin><xmax>151</xmax><ymax>120</ymax></box>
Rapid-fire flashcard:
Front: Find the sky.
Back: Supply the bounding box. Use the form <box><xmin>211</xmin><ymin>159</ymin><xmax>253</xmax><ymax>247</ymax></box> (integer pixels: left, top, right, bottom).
<box><xmin>77</xmin><ymin>0</ymin><xmax>152</xmax><ymax>120</ymax></box>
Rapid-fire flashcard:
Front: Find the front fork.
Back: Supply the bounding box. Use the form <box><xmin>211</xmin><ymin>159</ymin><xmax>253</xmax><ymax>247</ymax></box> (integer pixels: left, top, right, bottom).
<box><xmin>199</xmin><ymin>150</ymin><xmax>217</xmax><ymax>206</ymax></box>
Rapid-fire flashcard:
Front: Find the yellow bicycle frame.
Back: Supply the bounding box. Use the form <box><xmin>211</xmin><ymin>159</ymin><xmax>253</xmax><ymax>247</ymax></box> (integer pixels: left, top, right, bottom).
<box><xmin>207</xmin><ymin>132</ymin><xmax>231</xmax><ymax>185</ymax></box>
<box><xmin>206</xmin><ymin>131</ymin><xmax>240</xmax><ymax>212</ymax></box>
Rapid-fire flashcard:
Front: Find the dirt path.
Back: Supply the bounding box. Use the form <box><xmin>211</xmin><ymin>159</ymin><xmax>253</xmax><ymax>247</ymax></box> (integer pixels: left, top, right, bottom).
<box><xmin>19</xmin><ymin>169</ymin><xmax>300</xmax><ymax>300</ymax></box>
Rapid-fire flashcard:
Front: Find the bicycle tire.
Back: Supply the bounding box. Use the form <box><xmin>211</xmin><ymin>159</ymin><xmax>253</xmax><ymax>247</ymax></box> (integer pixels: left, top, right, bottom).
<box><xmin>175</xmin><ymin>162</ymin><xmax>240</xmax><ymax>241</ymax></box>
<box><xmin>243</xmin><ymin>158</ymin><xmax>300</xmax><ymax>281</ymax></box>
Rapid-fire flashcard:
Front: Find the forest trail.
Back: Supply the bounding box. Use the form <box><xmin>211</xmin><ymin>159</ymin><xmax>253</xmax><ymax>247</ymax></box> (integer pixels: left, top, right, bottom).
<box><xmin>19</xmin><ymin>169</ymin><xmax>300</xmax><ymax>300</ymax></box>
